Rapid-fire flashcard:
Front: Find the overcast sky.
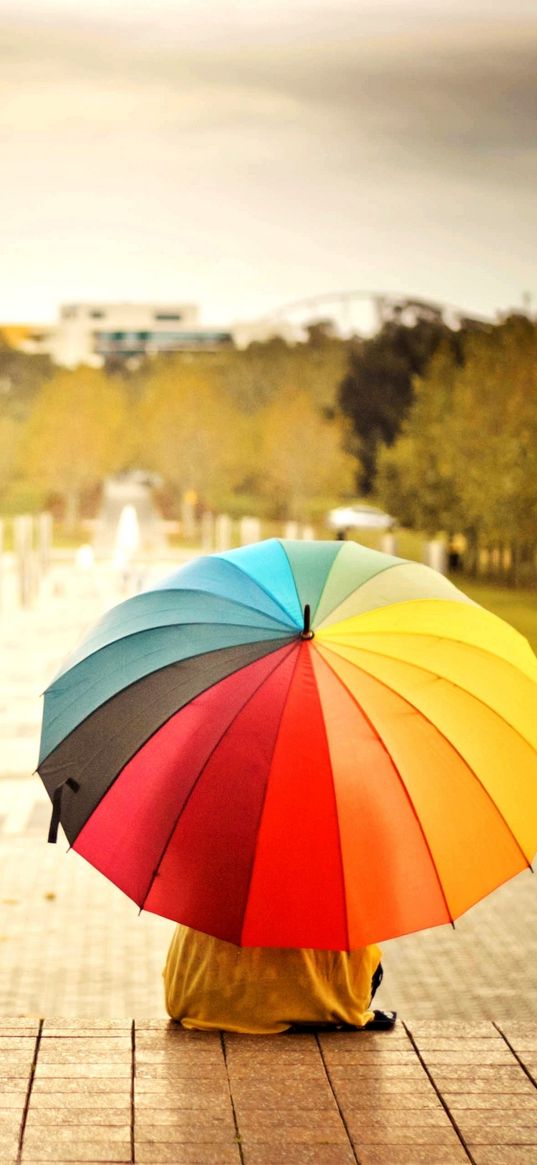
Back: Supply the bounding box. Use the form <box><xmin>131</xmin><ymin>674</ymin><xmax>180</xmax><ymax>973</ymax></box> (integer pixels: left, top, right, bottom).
<box><xmin>1</xmin><ymin>0</ymin><xmax>536</xmax><ymax>326</ymax></box>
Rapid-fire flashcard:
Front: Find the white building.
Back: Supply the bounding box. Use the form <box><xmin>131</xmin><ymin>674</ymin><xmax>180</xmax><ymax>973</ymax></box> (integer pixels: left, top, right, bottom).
<box><xmin>48</xmin><ymin>302</ymin><xmax>233</xmax><ymax>367</ymax></box>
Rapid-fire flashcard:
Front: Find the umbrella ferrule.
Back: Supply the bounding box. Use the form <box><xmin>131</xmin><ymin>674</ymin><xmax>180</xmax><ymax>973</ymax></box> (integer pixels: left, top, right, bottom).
<box><xmin>301</xmin><ymin>604</ymin><xmax>314</xmax><ymax>640</ymax></box>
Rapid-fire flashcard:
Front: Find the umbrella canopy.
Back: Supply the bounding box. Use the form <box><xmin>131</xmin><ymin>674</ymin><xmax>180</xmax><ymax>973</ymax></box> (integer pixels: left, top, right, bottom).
<box><xmin>38</xmin><ymin>539</ymin><xmax>537</xmax><ymax>950</ymax></box>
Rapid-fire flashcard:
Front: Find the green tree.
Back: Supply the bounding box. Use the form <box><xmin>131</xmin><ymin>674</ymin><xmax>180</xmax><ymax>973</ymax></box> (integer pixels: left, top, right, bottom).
<box><xmin>339</xmin><ymin>316</ymin><xmax>467</xmax><ymax>494</ymax></box>
<box><xmin>377</xmin><ymin>316</ymin><xmax>537</xmax><ymax>581</ymax></box>
<box><xmin>376</xmin><ymin>345</ymin><xmax>463</xmax><ymax>534</ymax></box>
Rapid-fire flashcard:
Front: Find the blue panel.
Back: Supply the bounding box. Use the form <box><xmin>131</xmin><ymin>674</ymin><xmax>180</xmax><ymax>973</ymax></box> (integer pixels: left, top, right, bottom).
<box><xmin>53</xmin><ymin>589</ymin><xmax>290</xmax><ymax>679</ymax></box>
<box><xmin>40</xmin><ymin>624</ymin><xmax>292</xmax><ymax>763</ymax></box>
<box><xmin>153</xmin><ymin>555</ymin><xmax>298</xmax><ymax>628</ymax></box>
<box><xmin>217</xmin><ymin>540</ymin><xmax>302</xmax><ymax>627</ymax></box>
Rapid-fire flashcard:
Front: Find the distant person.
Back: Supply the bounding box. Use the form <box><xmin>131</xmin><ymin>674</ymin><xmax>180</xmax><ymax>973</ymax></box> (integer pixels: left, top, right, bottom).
<box><xmin>164</xmin><ymin>924</ymin><xmax>396</xmax><ymax>1034</ymax></box>
<box><xmin>447</xmin><ymin>533</ymin><xmax>466</xmax><ymax>572</ymax></box>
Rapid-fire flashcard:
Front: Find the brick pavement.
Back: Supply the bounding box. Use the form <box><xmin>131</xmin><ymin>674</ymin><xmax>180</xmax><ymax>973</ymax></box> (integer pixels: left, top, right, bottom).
<box><xmin>0</xmin><ymin>1018</ymin><xmax>536</xmax><ymax>1165</ymax></box>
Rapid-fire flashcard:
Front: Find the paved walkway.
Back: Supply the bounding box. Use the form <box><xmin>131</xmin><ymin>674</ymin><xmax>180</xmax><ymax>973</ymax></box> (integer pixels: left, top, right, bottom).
<box><xmin>2</xmin><ymin>557</ymin><xmax>537</xmax><ymax>1163</ymax></box>
<box><xmin>1</xmin><ymin>1018</ymin><xmax>536</xmax><ymax>1165</ymax></box>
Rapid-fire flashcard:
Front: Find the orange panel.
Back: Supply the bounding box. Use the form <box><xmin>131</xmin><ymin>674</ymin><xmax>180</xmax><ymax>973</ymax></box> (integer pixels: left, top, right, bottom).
<box><xmin>310</xmin><ymin>649</ymin><xmax>451</xmax><ymax>945</ymax></box>
<box><xmin>316</xmin><ymin>645</ymin><xmax>528</xmax><ymax>920</ymax></box>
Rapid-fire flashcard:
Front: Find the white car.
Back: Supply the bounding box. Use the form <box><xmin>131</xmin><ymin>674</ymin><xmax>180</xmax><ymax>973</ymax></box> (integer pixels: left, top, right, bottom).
<box><xmin>327</xmin><ymin>503</ymin><xmax>396</xmax><ymax>531</ymax></box>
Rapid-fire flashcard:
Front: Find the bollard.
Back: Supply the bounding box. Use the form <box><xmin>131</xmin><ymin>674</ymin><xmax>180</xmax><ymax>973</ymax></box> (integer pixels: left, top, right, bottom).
<box><xmin>381</xmin><ymin>532</ymin><xmax>397</xmax><ymax>556</ymax></box>
<box><xmin>423</xmin><ymin>539</ymin><xmax>447</xmax><ymax>575</ymax></box>
<box><xmin>37</xmin><ymin>511</ymin><xmax>53</xmax><ymax>575</ymax></box>
<box><xmin>201</xmin><ymin>511</ymin><xmax>214</xmax><ymax>552</ymax></box>
<box><xmin>284</xmin><ymin>521</ymin><xmax>299</xmax><ymax>540</ymax></box>
<box><xmin>239</xmin><ymin>517</ymin><xmax>261</xmax><ymax>545</ymax></box>
<box><xmin>215</xmin><ymin>514</ymin><xmax>232</xmax><ymax>552</ymax></box>
<box><xmin>14</xmin><ymin>514</ymin><xmax>36</xmax><ymax>607</ymax></box>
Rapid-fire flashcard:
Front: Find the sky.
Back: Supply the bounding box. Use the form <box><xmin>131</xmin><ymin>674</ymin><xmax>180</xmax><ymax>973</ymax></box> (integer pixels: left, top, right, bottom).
<box><xmin>1</xmin><ymin>0</ymin><xmax>537</xmax><ymax>327</ymax></box>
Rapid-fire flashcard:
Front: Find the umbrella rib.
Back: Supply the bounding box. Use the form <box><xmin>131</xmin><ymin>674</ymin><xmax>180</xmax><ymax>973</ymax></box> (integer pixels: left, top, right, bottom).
<box><xmin>210</xmin><ymin>555</ymin><xmax>302</xmax><ymax>628</ymax></box>
<box><xmin>322</xmin><ymin>638</ymin><xmax>537</xmax><ymax>754</ymax></box>
<box><xmin>137</xmin><ymin>642</ymin><xmax>300</xmax><ymax>915</ymax></box>
<box><xmin>315</xmin><ymin>560</ymin><xmax>415</xmax><ymax>627</ymax></box>
<box><xmin>41</xmin><ymin>640</ymin><xmax>295</xmax><ymax>809</ymax></box>
<box><xmin>207</xmin><ymin>552</ymin><xmax>302</xmax><ymax>629</ymax></box>
<box><xmin>312</xmin><ymin>644</ymin><xmax>456</xmax><ymax>928</ymax></box>
<box><xmin>60</xmin><ymin>592</ymin><xmax>298</xmax><ymax>672</ymax></box>
<box><xmin>322</xmin><ymin>616</ymin><xmax>537</xmax><ymax>679</ymax></box>
<box><xmin>319</xmin><ymin>642</ymin><xmax>536</xmax><ymax>873</ymax></box>
<box><xmin>278</xmin><ymin>540</ymin><xmax>307</xmax><ymax>622</ymax></box>
<box><xmin>44</xmin><ymin>626</ymin><xmax>294</xmax><ymax>734</ymax></box>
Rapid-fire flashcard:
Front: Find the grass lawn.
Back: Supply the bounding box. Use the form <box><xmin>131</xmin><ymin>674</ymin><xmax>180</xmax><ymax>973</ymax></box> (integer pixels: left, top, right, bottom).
<box><xmin>451</xmin><ymin>577</ymin><xmax>537</xmax><ymax>654</ymax></box>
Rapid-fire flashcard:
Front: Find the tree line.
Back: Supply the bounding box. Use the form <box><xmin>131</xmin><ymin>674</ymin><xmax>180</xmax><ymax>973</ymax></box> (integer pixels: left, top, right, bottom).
<box><xmin>1</xmin><ymin>313</ymin><xmax>536</xmax><ymax>581</ymax></box>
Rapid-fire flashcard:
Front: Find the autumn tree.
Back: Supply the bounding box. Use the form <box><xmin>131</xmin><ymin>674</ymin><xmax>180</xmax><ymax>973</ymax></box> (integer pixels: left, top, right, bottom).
<box><xmin>256</xmin><ymin>388</ymin><xmax>356</xmax><ymax>520</ymax></box>
<box><xmin>19</xmin><ymin>366</ymin><xmax>128</xmax><ymax>527</ymax></box>
<box><xmin>136</xmin><ymin>359</ymin><xmax>251</xmax><ymax>510</ymax></box>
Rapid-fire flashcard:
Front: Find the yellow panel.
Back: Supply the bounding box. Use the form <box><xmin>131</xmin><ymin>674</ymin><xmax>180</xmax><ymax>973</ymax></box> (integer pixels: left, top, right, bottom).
<box><xmin>316</xmin><ymin>633</ymin><xmax>537</xmax><ymax>753</ymax></box>
<box><xmin>318</xmin><ymin>642</ymin><xmax>537</xmax><ymax>863</ymax></box>
<box><xmin>315</xmin><ymin>646</ymin><xmax>529</xmax><ymax>918</ymax></box>
<box><xmin>319</xmin><ymin>599</ymin><xmax>537</xmax><ymax>681</ymax></box>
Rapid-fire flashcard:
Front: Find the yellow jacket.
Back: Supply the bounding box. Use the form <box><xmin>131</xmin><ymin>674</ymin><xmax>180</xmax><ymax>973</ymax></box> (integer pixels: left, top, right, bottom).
<box><xmin>164</xmin><ymin>925</ymin><xmax>382</xmax><ymax>1034</ymax></box>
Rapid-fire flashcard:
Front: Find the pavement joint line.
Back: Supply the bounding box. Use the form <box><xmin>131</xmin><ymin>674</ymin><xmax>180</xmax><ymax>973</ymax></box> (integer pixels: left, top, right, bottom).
<box><xmin>314</xmin><ymin>1032</ymin><xmax>360</xmax><ymax>1165</ymax></box>
<box><xmin>494</xmin><ymin>1021</ymin><xmax>537</xmax><ymax>1090</ymax></box>
<box><xmin>17</xmin><ymin>1016</ymin><xmax>43</xmax><ymax>1164</ymax></box>
<box><xmin>402</xmin><ymin>1021</ymin><xmax>476</xmax><ymax>1165</ymax></box>
<box><xmin>221</xmin><ymin>1031</ymin><xmax>245</xmax><ymax>1165</ymax></box>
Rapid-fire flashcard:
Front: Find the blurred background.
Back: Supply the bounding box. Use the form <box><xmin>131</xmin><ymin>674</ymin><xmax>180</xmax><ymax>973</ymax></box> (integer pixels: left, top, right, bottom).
<box><xmin>1</xmin><ymin>0</ymin><xmax>537</xmax><ymax>1018</ymax></box>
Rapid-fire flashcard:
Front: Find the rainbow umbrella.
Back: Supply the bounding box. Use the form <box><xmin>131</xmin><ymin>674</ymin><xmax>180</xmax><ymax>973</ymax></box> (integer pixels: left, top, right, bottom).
<box><xmin>38</xmin><ymin>539</ymin><xmax>537</xmax><ymax>949</ymax></box>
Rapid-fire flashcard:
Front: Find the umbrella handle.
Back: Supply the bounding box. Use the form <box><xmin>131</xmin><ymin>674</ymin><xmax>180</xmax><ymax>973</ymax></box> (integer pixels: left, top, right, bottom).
<box><xmin>48</xmin><ymin>778</ymin><xmax>80</xmax><ymax>844</ymax></box>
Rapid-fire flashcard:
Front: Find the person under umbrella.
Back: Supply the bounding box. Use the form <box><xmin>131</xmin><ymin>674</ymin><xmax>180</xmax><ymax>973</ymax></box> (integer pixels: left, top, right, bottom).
<box><xmin>163</xmin><ymin>924</ymin><xmax>394</xmax><ymax>1033</ymax></box>
<box><xmin>38</xmin><ymin>539</ymin><xmax>537</xmax><ymax>1033</ymax></box>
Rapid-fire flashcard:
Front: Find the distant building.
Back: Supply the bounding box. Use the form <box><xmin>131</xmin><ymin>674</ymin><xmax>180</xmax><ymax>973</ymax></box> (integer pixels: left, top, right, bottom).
<box><xmin>51</xmin><ymin>303</ymin><xmax>233</xmax><ymax>366</ymax></box>
<box><xmin>1</xmin><ymin>304</ymin><xmax>233</xmax><ymax>367</ymax></box>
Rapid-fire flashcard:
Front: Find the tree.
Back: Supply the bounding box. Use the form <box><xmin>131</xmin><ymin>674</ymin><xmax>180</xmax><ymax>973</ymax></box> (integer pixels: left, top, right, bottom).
<box><xmin>137</xmin><ymin>359</ymin><xmax>250</xmax><ymax>509</ymax></box>
<box><xmin>19</xmin><ymin>367</ymin><xmax>128</xmax><ymax>527</ymax></box>
<box><xmin>256</xmin><ymin>388</ymin><xmax>356</xmax><ymax>520</ymax></box>
<box><xmin>0</xmin><ymin>336</ymin><xmax>53</xmax><ymax>422</ymax></box>
<box><xmin>376</xmin><ymin>345</ymin><xmax>463</xmax><ymax>535</ymax></box>
<box><xmin>377</xmin><ymin>316</ymin><xmax>537</xmax><ymax>581</ymax></box>
<box><xmin>339</xmin><ymin>316</ymin><xmax>466</xmax><ymax>494</ymax></box>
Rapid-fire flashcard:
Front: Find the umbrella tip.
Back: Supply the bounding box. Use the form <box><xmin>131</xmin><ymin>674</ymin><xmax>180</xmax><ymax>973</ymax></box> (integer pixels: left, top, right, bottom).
<box><xmin>301</xmin><ymin>604</ymin><xmax>314</xmax><ymax>640</ymax></box>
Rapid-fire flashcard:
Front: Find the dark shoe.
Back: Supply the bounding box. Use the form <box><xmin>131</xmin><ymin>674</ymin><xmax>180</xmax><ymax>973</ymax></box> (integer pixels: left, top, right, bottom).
<box><xmin>360</xmin><ymin>1009</ymin><xmax>397</xmax><ymax>1031</ymax></box>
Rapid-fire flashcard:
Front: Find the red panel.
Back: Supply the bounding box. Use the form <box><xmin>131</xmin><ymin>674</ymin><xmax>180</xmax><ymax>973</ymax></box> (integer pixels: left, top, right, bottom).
<box><xmin>241</xmin><ymin>643</ymin><xmax>348</xmax><ymax>949</ymax></box>
<box><xmin>73</xmin><ymin>644</ymin><xmax>295</xmax><ymax>908</ymax></box>
<box><xmin>144</xmin><ymin>647</ymin><xmax>299</xmax><ymax>941</ymax></box>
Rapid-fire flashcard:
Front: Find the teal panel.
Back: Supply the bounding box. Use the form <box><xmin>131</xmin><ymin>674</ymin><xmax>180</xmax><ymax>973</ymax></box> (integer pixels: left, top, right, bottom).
<box><xmin>280</xmin><ymin>541</ymin><xmax>343</xmax><ymax>625</ymax></box>
<box><xmin>40</xmin><ymin>625</ymin><xmax>292</xmax><ymax>762</ymax></box>
<box><xmin>314</xmin><ymin>540</ymin><xmax>408</xmax><ymax>626</ymax></box>
<box><xmin>54</xmin><ymin>589</ymin><xmax>290</xmax><ymax>679</ymax></box>
<box><xmin>217</xmin><ymin>540</ymin><xmax>302</xmax><ymax>626</ymax></box>
<box><xmin>154</xmin><ymin>554</ymin><xmax>298</xmax><ymax>628</ymax></box>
